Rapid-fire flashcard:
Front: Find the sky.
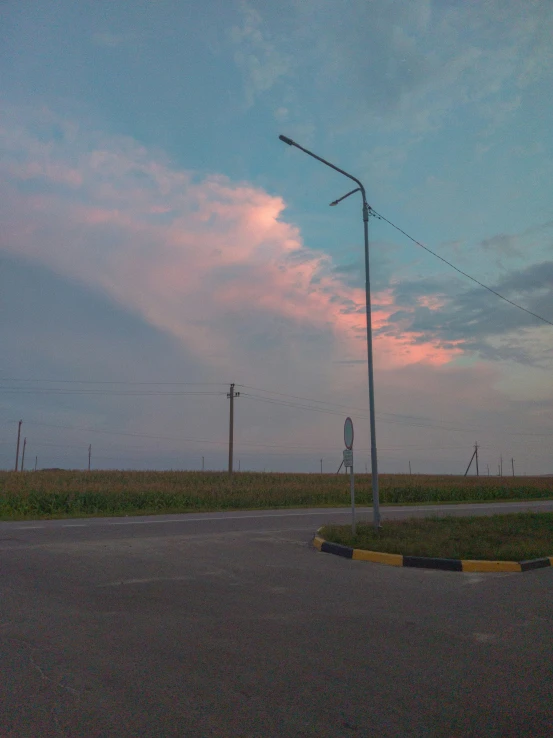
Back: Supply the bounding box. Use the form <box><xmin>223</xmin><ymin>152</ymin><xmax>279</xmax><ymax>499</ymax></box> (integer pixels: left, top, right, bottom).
<box><xmin>1</xmin><ymin>0</ymin><xmax>552</xmax><ymax>474</ymax></box>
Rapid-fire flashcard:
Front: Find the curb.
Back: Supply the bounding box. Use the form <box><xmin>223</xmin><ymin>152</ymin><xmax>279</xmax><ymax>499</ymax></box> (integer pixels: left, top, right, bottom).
<box><xmin>312</xmin><ymin>534</ymin><xmax>553</xmax><ymax>573</ymax></box>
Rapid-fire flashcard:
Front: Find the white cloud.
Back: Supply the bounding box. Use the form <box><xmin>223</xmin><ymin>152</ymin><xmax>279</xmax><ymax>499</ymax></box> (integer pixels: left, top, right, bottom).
<box><xmin>274</xmin><ymin>107</ymin><xmax>289</xmax><ymax>121</ymax></box>
<box><xmin>254</xmin><ymin>0</ymin><xmax>553</xmax><ymax>139</ymax></box>
<box><xmin>228</xmin><ymin>3</ymin><xmax>291</xmax><ymax>106</ymax></box>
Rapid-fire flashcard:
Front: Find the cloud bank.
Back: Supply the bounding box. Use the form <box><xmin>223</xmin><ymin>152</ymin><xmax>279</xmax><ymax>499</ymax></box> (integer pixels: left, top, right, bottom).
<box><xmin>0</xmin><ymin>107</ymin><xmax>460</xmax><ymax>384</ymax></box>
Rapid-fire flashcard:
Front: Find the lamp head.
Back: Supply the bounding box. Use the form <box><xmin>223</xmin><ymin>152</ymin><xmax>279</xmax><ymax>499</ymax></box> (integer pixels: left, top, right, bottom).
<box><xmin>279</xmin><ymin>134</ymin><xmax>295</xmax><ymax>146</ymax></box>
<box><xmin>329</xmin><ymin>187</ymin><xmax>361</xmax><ymax>207</ymax></box>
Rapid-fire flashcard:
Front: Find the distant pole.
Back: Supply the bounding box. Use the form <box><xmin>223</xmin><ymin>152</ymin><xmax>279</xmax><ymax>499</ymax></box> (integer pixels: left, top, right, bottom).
<box><xmin>227</xmin><ymin>383</ymin><xmax>240</xmax><ymax>474</ymax></box>
<box><xmin>238</xmin><ymin>459</ymin><xmax>241</xmax><ymax>472</ymax></box>
<box><xmin>511</xmin><ymin>458</ymin><xmax>515</xmax><ymax>477</ymax></box>
<box><xmin>320</xmin><ymin>458</ymin><xmax>323</xmax><ymax>474</ymax></box>
<box><xmin>20</xmin><ymin>437</ymin><xmax>27</xmax><ymax>471</ymax></box>
<box><xmin>464</xmin><ymin>447</ymin><xmax>476</xmax><ymax>476</ymax></box>
<box><xmin>15</xmin><ymin>420</ymin><xmax>22</xmax><ymax>471</ymax></box>
<box><xmin>500</xmin><ymin>455</ymin><xmax>503</xmax><ymax>476</ymax></box>
<box><xmin>487</xmin><ymin>464</ymin><xmax>489</xmax><ymax>476</ymax></box>
<box><xmin>409</xmin><ymin>460</ymin><xmax>412</xmax><ymax>475</ymax></box>
<box><xmin>34</xmin><ymin>455</ymin><xmax>38</xmax><ymax>471</ymax></box>
<box><xmin>202</xmin><ymin>456</ymin><xmax>204</xmax><ymax>471</ymax></box>
<box><xmin>88</xmin><ymin>444</ymin><xmax>92</xmax><ymax>471</ymax></box>
<box><xmin>475</xmin><ymin>442</ymin><xmax>479</xmax><ymax>476</ymax></box>
<box><xmin>498</xmin><ymin>464</ymin><xmax>501</xmax><ymax>476</ymax></box>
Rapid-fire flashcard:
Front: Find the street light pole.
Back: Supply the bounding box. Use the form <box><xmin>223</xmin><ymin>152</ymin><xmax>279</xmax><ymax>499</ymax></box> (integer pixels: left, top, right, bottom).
<box><xmin>278</xmin><ymin>135</ymin><xmax>381</xmax><ymax>527</ymax></box>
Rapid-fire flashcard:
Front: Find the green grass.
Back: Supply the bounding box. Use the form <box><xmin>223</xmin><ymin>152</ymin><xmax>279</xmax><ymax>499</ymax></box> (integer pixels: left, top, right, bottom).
<box><xmin>0</xmin><ymin>470</ymin><xmax>551</xmax><ymax>520</ymax></box>
<box><xmin>320</xmin><ymin>513</ymin><xmax>553</xmax><ymax>561</ymax></box>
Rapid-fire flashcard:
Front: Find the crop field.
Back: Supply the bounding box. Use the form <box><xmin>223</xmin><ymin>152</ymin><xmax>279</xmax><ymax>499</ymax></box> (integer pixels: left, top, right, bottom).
<box><xmin>0</xmin><ymin>470</ymin><xmax>552</xmax><ymax>520</ymax></box>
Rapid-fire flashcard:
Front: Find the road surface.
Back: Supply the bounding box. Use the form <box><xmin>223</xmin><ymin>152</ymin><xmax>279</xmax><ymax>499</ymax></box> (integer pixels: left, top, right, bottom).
<box><xmin>1</xmin><ymin>501</ymin><xmax>552</xmax><ymax>736</ymax></box>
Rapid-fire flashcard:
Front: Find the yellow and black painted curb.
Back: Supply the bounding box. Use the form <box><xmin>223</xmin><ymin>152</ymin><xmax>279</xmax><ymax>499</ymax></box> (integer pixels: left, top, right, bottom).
<box><xmin>312</xmin><ymin>534</ymin><xmax>553</xmax><ymax>573</ymax></box>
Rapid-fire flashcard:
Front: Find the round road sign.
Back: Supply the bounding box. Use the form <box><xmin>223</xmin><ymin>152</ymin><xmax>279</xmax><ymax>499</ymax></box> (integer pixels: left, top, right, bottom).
<box><xmin>344</xmin><ymin>417</ymin><xmax>354</xmax><ymax>450</ymax></box>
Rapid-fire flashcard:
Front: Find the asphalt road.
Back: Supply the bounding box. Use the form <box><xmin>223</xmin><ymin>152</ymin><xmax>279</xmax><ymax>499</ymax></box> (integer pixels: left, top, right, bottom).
<box><xmin>1</xmin><ymin>501</ymin><xmax>553</xmax><ymax>737</ymax></box>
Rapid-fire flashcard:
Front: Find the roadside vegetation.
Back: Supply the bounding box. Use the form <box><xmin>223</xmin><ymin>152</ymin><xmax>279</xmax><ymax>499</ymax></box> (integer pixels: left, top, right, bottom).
<box><xmin>320</xmin><ymin>513</ymin><xmax>553</xmax><ymax>561</ymax></box>
<box><xmin>0</xmin><ymin>470</ymin><xmax>552</xmax><ymax>520</ymax></box>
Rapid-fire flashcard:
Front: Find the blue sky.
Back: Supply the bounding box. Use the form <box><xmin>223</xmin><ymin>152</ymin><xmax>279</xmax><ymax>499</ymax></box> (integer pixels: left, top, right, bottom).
<box><xmin>1</xmin><ymin>0</ymin><xmax>552</xmax><ymax>474</ymax></box>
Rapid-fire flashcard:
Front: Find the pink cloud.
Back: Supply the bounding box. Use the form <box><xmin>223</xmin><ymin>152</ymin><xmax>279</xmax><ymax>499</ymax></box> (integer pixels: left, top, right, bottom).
<box><xmin>418</xmin><ymin>294</ymin><xmax>447</xmax><ymax>310</ymax></box>
<box><xmin>0</xmin><ymin>109</ymin><xmax>459</xmax><ymax>378</ymax></box>
<box><xmin>8</xmin><ymin>160</ymin><xmax>83</xmax><ymax>187</ymax></box>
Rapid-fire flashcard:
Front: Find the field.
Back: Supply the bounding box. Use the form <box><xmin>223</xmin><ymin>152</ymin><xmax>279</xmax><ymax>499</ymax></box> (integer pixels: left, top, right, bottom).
<box><xmin>0</xmin><ymin>470</ymin><xmax>552</xmax><ymax>520</ymax></box>
<box><xmin>320</xmin><ymin>512</ymin><xmax>553</xmax><ymax>561</ymax></box>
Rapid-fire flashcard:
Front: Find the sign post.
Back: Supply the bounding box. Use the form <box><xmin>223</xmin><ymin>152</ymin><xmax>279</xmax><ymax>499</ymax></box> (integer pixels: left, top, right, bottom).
<box><xmin>344</xmin><ymin>417</ymin><xmax>355</xmax><ymax>535</ymax></box>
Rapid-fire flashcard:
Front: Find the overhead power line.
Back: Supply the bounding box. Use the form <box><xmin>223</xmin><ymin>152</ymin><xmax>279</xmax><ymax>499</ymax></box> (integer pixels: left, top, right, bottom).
<box><xmin>2</xmin><ymin>387</ymin><xmax>553</xmax><ymax>438</ymax></box>
<box><xmin>0</xmin><ymin>388</ymin><xmax>226</xmax><ymax>397</ymax></box>
<box><xmin>240</xmin><ymin>393</ymin><xmax>498</xmax><ymax>434</ymax></box>
<box><xmin>0</xmin><ymin>417</ymin><xmax>358</xmax><ymax>454</ymax></box>
<box><xmin>0</xmin><ymin>378</ymin><xmax>226</xmax><ymax>386</ymax></box>
<box><xmin>0</xmin><ymin>376</ymin><xmax>465</xmax><ymax>428</ymax></box>
<box><xmin>370</xmin><ymin>208</ymin><xmax>553</xmax><ymax>327</ymax></box>
<box><xmin>0</xmin><ymin>414</ymin><xmax>495</xmax><ymax>459</ymax></box>
<box><xmin>2</xmin><ymin>377</ymin><xmax>488</xmax><ymax>432</ymax></box>
<box><xmin>237</xmin><ymin>383</ymin><xmax>475</xmax><ymax>427</ymax></box>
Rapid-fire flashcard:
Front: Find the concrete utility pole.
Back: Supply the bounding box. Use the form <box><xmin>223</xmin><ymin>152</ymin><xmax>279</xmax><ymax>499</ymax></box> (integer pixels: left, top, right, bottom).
<box><xmin>34</xmin><ymin>456</ymin><xmax>38</xmax><ymax>471</ymax></box>
<box><xmin>511</xmin><ymin>458</ymin><xmax>515</xmax><ymax>477</ymax></box>
<box><xmin>227</xmin><ymin>383</ymin><xmax>240</xmax><ymax>474</ymax></box>
<box><xmin>409</xmin><ymin>460</ymin><xmax>412</xmax><ymax>475</ymax></box>
<box><xmin>14</xmin><ymin>420</ymin><xmax>22</xmax><ymax>471</ymax></box>
<box><xmin>88</xmin><ymin>444</ymin><xmax>92</xmax><ymax>471</ymax></box>
<box><xmin>320</xmin><ymin>459</ymin><xmax>323</xmax><ymax>474</ymax></box>
<box><xmin>20</xmin><ymin>437</ymin><xmax>27</xmax><ymax>471</ymax></box>
<box><xmin>487</xmin><ymin>464</ymin><xmax>490</xmax><ymax>476</ymax></box>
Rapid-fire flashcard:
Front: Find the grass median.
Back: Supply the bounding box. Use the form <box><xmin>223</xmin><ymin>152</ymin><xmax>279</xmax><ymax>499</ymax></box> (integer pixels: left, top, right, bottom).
<box><xmin>320</xmin><ymin>512</ymin><xmax>553</xmax><ymax>561</ymax></box>
<box><xmin>0</xmin><ymin>470</ymin><xmax>552</xmax><ymax>521</ymax></box>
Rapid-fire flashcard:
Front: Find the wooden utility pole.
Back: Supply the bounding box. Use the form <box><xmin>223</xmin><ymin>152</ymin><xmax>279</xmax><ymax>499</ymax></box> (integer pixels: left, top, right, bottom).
<box><xmin>511</xmin><ymin>458</ymin><xmax>515</xmax><ymax>477</ymax></box>
<box><xmin>202</xmin><ymin>456</ymin><xmax>204</xmax><ymax>471</ymax></box>
<box><xmin>227</xmin><ymin>383</ymin><xmax>240</xmax><ymax>474</ymax></box>
<box><xmin>320</xmin><ymin>459</ymin><xmax>323</xmax><ymax>474</ymax></box>
<box><xmin>20</xmin><ymin>437</ymin><xmax>27</xmax><ymax>471</ymax></box>
<box><xmin>15</xmin><ymin>420</ymin><xmax>22</xmax><ymax>471</ymax></box>
<box><xmin>474</xmin><ymin>442</ymin><xmax>479</xmax><ymax>476</ymax></box>
<box><xmin>500</xmin><ymin>455</ymin><xmax>503</xmax><ymax>476</ymax></box>
<box><xmin>34</xmin><ymin>456</ymin><xmax>38</xmax><ymax>471</ymax></box>
<box><xmin>88</xmin><ymin>444</ymin><xmax>92</xmax><ymax>471</ymax></box>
